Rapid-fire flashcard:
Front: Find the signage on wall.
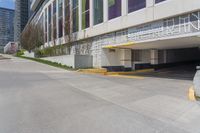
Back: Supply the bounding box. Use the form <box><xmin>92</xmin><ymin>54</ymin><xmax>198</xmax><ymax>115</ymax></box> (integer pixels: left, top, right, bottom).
<box><xmin>128</xmin><ymin>11</ymin><xmax>200</xmax><ymax>42</ymax></box>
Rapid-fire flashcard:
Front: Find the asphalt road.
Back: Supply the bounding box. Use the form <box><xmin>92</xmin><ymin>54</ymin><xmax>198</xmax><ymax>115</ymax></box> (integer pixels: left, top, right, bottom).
<box><xmin>0</xmin><ymin>55</ymin><xmax>200</xmax><ymax>133</ymax></box>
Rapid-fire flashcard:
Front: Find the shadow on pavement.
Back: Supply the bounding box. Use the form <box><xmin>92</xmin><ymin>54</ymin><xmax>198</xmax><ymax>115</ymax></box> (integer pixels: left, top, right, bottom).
<box><xmin>131</xmin><ymin>64</ymin><xmax>198</xmax><ymax>81</ymax></box>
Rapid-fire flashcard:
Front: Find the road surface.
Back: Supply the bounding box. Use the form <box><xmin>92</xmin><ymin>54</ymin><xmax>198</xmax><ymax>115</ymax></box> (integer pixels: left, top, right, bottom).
<box><xmin>0</xmin><ymin>55</ymin><xmax>199</xmax><ymax>133</ymax></box>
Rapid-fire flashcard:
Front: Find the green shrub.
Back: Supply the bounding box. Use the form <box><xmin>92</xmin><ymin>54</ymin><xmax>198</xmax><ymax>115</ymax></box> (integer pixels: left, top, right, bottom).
<box><xmin>16</xmin><ymin>50</ymin><xmax>25</xmax><ymax>56</ymax></box>
<box><xmin>35</xmin><ymin>45</ymin><xmax>67</xmax><ymax>58</ymax></box>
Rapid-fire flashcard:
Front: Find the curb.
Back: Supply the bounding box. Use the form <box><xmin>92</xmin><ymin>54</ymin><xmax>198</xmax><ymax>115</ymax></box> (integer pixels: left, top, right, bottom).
<box><xmin>77</xmin><ymin>68</ymin><xmax>154</xmax><ymax>76</ymax></box>
<box><xmin>106</xmin><ymin>69</ymin><xmax>154</xmax><ymax>75</ymax></box>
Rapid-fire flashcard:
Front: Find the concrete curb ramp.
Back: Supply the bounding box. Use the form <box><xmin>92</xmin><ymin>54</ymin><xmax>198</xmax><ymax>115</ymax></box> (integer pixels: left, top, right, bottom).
<box><xmin>188</xmin><ymin>86</ymin><xmax>196</xmax><ymax>101</ymax></box>
<box><xmin>106</xmin><ymin>69</ymin><xmax>154</xmax><ymax>75</ymax></box>
<box><xmin>77</xmin><ymin>68</ymin><xmax>154</xmax><ymax>79</ymax></box>
<box><xmin>77</xmin><ymin>68</ymin><xmax>107</xmax><ymax>75</ymax></box>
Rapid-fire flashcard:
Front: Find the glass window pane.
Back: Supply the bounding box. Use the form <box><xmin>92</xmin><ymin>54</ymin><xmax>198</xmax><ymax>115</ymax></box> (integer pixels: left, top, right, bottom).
<box><xmin>73</xmin><ymin>0</ymin><xmax>78</xmax><ymax>8</ymax></box>
<box><xmin>65</xmin><ymin>0</ymin><xmax>70</xmax><ymax>35</ymax></box>
<box><xmin>59</xmin><ymin>18</ymin><xmax>63</xmax><ymax>37</ymax></box>
<box><xmin>58</xmin><ymin>0</ymin><xmax>63</xmax><ymax>38</ymax></box>
<box><xmin>45</xmin><ymin>9</ymin><xmax>47</xmax><ymax>42</ymax></box>
<box><xmin>93</xmin><ymin>0</ymin><xmax>103</xmax><ymax>25</ymax></box>
<box><xmin>155</xmin><ymin>0</ymin><xmax>166</xmax><ymax>4</ymax></box>
<box><xmin>108</xmin><ymin>0</ymin><xmax>121</xmax><ymax>20</ymax></box>
<box><xmin>82</xmin><ymin>0</ymin><xmax>90</xmax><ymax>29</ymax></box>
<box><xmin>53</xmin><ymin>0</ymin><xmax>57</xmax><ymax>39</ymax></box>
<box><xmin>73</xmin><ymin>0</ymin><xmax>79</xmax><ymax>32</ymax></box>
<box><xmin>48</xmin><ymin>5</ymin><xmax>52</xmax><ymax>41</ymax></box>
<box><xmin>128</xmin><ymin>0</ymin><xmax>146</xmax><ymax>13</ymax></box>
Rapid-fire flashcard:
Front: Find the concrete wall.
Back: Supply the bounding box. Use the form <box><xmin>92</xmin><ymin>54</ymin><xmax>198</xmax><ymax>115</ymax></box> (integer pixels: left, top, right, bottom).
<box><xmin>102</xmin><ymin>49</ymin><xmax>151</xmax><ymax>68</ymax></box>
<box><xmin>23</xmin><ymin>51</ymin><xmax>35</xmax><ymax>58</ymax></box>
<box><xmin>42</xmin><ymin>55</ymin><xmax>75</xmax><ymax>68</ymax></box>
<box><xmin>42</xmin><ymin>55</ymin><xmax>93</xmax><ymax>69</ymax></box>
<box><xmin>132</xmin><ymin>50</ymin><xmax>151</xmax><ymax>63</ymax></box>
<box><xmin>120</xmin><ymin>49</ymin><xmax>132</xmax><ymax>68</ymax></box>
<box><xmin>194</xmin><ymin>69</ymin><xmax>200</xmax><ymax>97</ymax></box>
<box><xmin>101</xmin><ymin>49</ymin><xmax>121</xmax><ymax>67</ymax></box>
<box><xmin>75</xmin><ymin>55</ymin><xmax>93</xmax><ymax>69</ymax></box>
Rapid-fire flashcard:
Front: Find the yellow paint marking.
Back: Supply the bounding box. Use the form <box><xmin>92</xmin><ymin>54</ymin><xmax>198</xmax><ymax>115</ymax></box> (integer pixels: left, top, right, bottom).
<box><xmin>106</xmin><ymin>69</ymin><xmax>154</xmax><ymax>75</ymax></box>
<box><xmin>108</xmin><ymin>75</ymin><xmax>144</xmax><ymax>79</ymax></box>
<box><xmin>188</xmin><ymin>86</ymin><xmax>196</xmax><ymax>101</ymax></box>
<box><xmin>102</xmin><ymin>41</ymin><xmax>135</xmax><ymax>49</ymax></box>
<box><xmin>102</xmin><ymin>45</ymin><xmax>117</xmax><ymax>49</ymax></box>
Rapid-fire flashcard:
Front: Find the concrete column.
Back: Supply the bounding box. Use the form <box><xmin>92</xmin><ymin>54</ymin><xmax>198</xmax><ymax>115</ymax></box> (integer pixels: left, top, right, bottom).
<box><xmin>78</xmin><ymin>0</ymin><xmax>82</xmax><ymax>31</ymax></box>
<box><xmin>89</xmin><ymin>0</ymin><xmax>94</xmax><ymax>27</ymax></box>
<box><xmin>43</xmin><ymin>10</ymin><xmax>45</xmax><ymax>46</ymax></box>
<box><xmin>50</xmin><ymin>3</ymin><xmax>53</xmax><ymax>47</ymax></box>
<box><xmin>120</xmin><ymin>49</ymin><xmax>132</xmax><ymax>69</ymax></box>
<box><xmin>47</xmin><ymin>6</ymin><xmax>49</xmax><ymax>46</ymax></box>
<box><xmin>146</xmin><ymin>0</ymin><xmax>154</xmax><ymax>7</ymax></box>
<box><xmin>122</xmin><ymin>0</ymin><xmax>128</xmax><ymax>16</ymax></box>
<box><xmin>150</xmin><ymin>49</ymin><xmax>158</xmax><ymax>65</ymax></box>
<box><xmin>103</xmin><ymin>0</ymin><xmax>108</xmax><ymax>22</ymax></box>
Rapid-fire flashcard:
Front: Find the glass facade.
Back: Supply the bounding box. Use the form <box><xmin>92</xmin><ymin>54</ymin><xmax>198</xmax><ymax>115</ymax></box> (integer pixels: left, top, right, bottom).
<box><xmin>44</xmin><ymin>9</ymin><xmax>47</xmax><ymax>42</ymax></box>
<box><xmin>65</xmin><ymin>0</ymin><xmax>70</xmax><ymax>35</ymax></box>
<box><xmin>72</xmin><ymin>0</ymin><xmax>79</xmax><ymax>32</ymax></box>
<box><xmin>108</xmin><ymin>0</ymin><xmax>121</xmax><ymax>20</ymax></box>
<box><xmin>0</xmin><ymin>7</ymin><xmax>14</xmax><ymax>50</ymax></box>
<box><xmin>58</xmin><ymin>0</ymin><xmax>63</xmax><ymax>38</ymax></box>
<box><xmin>93</xmin><ymin>0</ymin><xmax>103</xmax><ymax>25</ymax></box>
<box><xmin>42</xmin><ymin>0</ymin><xmax>176</xmax><ymax>43</ymax></box>
<box><xmin>48</xmin><ymin>5</ymin><xmax>52</xmax><ymax>41</ymax></box>
<box><xmin>155</xmin><ymin>0</ymin><xmax>166</xmax><ymax>4</ymax></box>
<box><xmin>53</xmin><ymin>0</ymin><xmax>57</xmax><ymax>39</ymax></box>
<box><xmin>82</xmin><ymin>0</ymin><xmax>90</xmax><ymax>29</ymax></box>
<box><xmin>128</xmin><ymin>0</ymin><xmax>146</xmax><ymax>13</ymax></box>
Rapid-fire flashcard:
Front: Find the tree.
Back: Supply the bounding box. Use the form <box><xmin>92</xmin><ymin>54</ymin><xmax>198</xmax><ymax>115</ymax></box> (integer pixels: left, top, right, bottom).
<box><xmin>20</xmin><ymin>23</ymin><xmax>44</xmax><ymax>52</ymax></box>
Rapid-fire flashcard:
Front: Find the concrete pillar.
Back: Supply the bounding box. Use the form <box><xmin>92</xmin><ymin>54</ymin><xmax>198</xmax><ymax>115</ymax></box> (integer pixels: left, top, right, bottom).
<box><xmin>120</xmin><ymin>49</ymin><xmax>132</xmax><ymax>69</ymax></box>
<box><xmin>47</xmin><ymin>7</ymin><xmax>49</xmax><ymax>45</ymax></box>
<box><xmin>89</xmin><ymin>0</ymin><xmax>94</xmax><ymax>27</ymax></box>
<box><xmin>122</xmin><ymin>0</ymin><xmax>128</xmax><ymax>16</ymax></box>
<box><xmin>103</xmin><ymin>0</ymin><xmax>108</xmax><ymax>22</ymax></box>
<box><xmin>43</xmin><ymin>10</ymin><xmax>46</xmax><ymax>46</ymax></box>
<box><xmin>150</xmin><ymin>49</ymin><xmax>158</xmax><ymax>65</ymax></box>
<box><xmin>146</xmin><ymin>0</ymin><xmax>154</xmax><ymax>7</ymax></box>
<box><xmin>78</xmin><ymin>0</ymin><xmax>82</xmax><ymax>31</ymax></box>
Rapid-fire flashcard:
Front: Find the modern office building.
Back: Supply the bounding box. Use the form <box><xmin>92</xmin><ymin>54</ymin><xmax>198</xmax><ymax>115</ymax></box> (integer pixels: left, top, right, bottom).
<box><xmin>14</xmin><ymin>0</ymin><xmax>30</xmax><ymax>42</ymax></box>
<box><xmin>0</xmin><ymin>7</ymin><xmax>14</xmax><ymax>53</ymax></box>
<box><xmin>29</xmin><ymin>0</ymin><xmax>200</xmax><ymax>70</ymax></box>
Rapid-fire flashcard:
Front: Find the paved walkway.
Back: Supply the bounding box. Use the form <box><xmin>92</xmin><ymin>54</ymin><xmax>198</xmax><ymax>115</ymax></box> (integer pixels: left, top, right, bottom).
<box><xmin>0</xmin><ymin>55</ymin><xmax>200</xmax><ymax>133</ymax></box>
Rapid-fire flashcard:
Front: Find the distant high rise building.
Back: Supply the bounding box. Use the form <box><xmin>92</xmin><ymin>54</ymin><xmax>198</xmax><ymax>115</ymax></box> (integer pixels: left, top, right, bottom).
<box><xmin>0</xmin><ymin>7</ymin><xmax>14</xmax><ymax>52</ymax></box>
<box><xmin>14</xmin><ymin>0</ymin><xmax>30</xmax><ymax>42</ymax></box>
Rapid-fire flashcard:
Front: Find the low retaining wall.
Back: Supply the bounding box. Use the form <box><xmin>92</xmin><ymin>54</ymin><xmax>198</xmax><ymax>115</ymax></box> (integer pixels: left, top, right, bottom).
<box><xmin>42</xmin><ymin>55</ymin><xmax>93</xmax><ymax>69</ymax></box>
<box><xmin>194</xmin><ymin>69</ymin><xmax>200</xmax><ymax>97</ymax></box>
<box><xmin>23</xmin><ymin>51</ymin><xmax>35</xmax><ymax>58</ymax></box>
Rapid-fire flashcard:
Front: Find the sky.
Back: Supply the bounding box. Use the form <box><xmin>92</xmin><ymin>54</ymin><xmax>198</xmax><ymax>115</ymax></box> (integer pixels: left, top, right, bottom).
<box><xmin>0</xmin><ymin>0</ymin><xmax>15</xmax><ymax>10</ymax></box>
